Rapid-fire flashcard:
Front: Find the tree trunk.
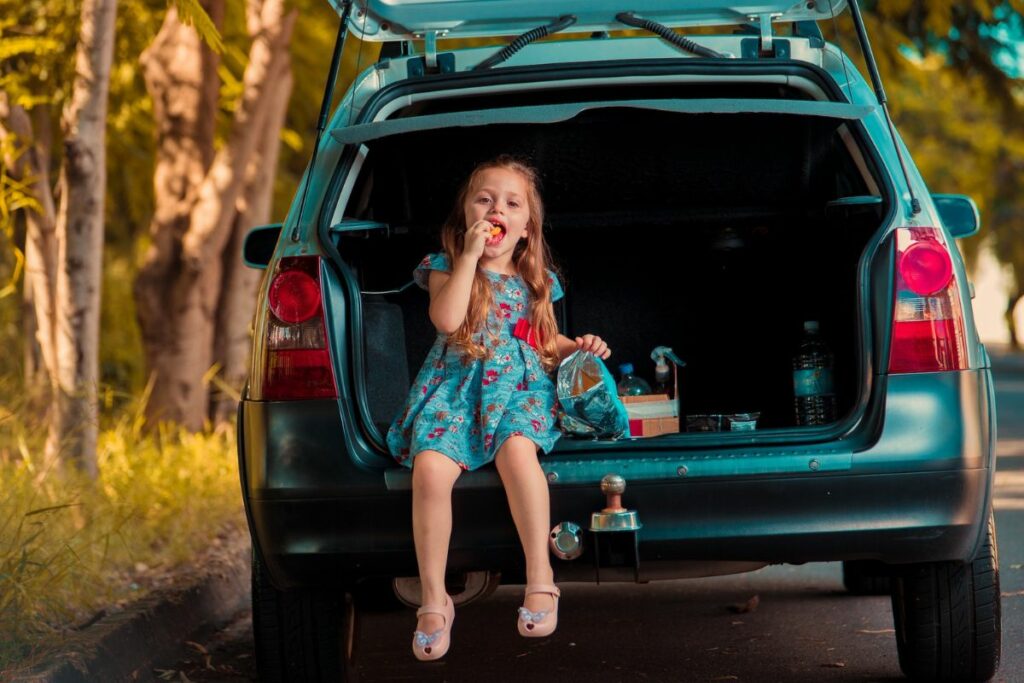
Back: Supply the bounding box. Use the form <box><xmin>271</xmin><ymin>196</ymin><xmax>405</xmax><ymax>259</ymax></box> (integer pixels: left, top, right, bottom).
<box><xmin>135</xmin><ymin>0</ymin><xmax>296</xmax><ymax>430</ymax></box>
<box><xmin>135</xmin><ymin>2</ymin><xmax>223</xmax><ymax>428</ymax></box>
<box><xmin>1006</xmin><ymin>293</ymin><xmax>1020</xmax><ymax>349</ymax></box>
<box><xmin>41</xmin><ymin>0</ymin><xmax>117</xmax><ymax>478</ymax></box>
<box><xmin>212</xmin><ymin>57</ymin><xmax>293</xmax><ymax>425</ymax></box>
<box><xmin>0</xmin><ymin>98</ymin><xmax>59</xmax><ymax>406</ymax></box>
<box><xmin>1007</xmin><ymin>266</ymin><xmax>1024</xmax><ymax>349</ymax></box>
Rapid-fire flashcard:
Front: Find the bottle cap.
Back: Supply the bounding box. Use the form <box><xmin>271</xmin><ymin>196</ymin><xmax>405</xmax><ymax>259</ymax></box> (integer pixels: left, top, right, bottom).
<box><xmin>803</xmin><ymin>320</ymin><xmax>819</xmax><ymax>332</ymax></box>
<box><xmin>619</xmin><ymin>362</ymin><xmax>634</xmax><ymax>374</ymax></box>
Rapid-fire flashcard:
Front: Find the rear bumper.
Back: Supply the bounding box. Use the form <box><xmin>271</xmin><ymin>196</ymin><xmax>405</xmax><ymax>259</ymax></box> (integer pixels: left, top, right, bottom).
<box><xmin>239</xmin><ymin>368</ymin><xmax>996</xmax><ymax>589</ymax></box>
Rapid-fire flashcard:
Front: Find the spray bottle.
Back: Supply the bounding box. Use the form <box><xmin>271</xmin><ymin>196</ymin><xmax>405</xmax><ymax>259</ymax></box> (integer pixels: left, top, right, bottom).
<box><xmin>650</xmin><ymin>346</ymin><xmax>685</xmax><ymax>399</ymax></box>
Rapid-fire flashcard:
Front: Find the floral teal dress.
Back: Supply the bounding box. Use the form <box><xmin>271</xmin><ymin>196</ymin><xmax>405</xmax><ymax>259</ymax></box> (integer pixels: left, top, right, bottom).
<box><xmin>387</xmin><ymin>253</ymin><xmax>565</xmax><ymax>471</ymax></box>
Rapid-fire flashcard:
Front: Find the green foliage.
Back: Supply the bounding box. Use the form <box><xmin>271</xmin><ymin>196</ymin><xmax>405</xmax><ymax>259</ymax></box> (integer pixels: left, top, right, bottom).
<box><xmin>100</xmin><ymin>255</ymin><xmax>145</xmax><ymax>396</ymax></box>
<box><xmin>0</xmin><ymin>36</ymin><xmax>62</xmax><ymax>63</ymax></box>
<box><xmin>0</xmin><ymin>393</ymin><xmax>243</xmax><ymax>668</ymax></box>
<box><xmin>0</xmin><ymin>136</ymin><xmax>34</xmax><ymax>300</ymax></box>
<box><xmin>818</xmin><ymin>6</ymin><xmax>1024</xmax><ymax>273</ymax></box>
<box><xmin>0</xmin><ymin>0</ymin><xmax>79</xmax><ymax>109</ymax></box>
<box><xmin>275</xmin><ymin>2</ymin><xmax>381</xmax><ymax>218</ymax></box>
<box><xmin>170</xmin><ymin>0</ymin><xmax>224</xmax><ymax>53</ymax></box>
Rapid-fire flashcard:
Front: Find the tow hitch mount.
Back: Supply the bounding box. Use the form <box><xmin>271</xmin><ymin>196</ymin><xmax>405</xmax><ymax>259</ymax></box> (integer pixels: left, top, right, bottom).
<box><xmin>589</xmin><ymin>474</ymin><xmax>642</xmax><ymax>583</ymax></box>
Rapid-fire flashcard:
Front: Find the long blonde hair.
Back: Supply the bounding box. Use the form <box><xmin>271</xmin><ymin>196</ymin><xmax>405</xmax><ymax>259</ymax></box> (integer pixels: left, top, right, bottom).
<box><xmin>439</xmin><ymin>156</ymin><xmax>561</xmax><ymax>374</ymax></box>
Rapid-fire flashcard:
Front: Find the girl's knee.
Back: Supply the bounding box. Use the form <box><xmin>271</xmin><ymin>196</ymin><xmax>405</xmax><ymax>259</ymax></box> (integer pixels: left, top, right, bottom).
<box><xmin>412</xmin><ymin>450</ymin><xmax>462</xmax><ymax>490</ymax></box>
<box><xmin>495</xmin><ymin>436</ymin><xmax>540</xmax><ymax>472</ymax></box>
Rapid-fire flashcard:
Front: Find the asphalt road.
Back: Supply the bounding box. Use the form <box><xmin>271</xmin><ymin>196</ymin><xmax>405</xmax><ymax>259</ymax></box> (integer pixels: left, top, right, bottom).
<box><xmin>153</xmin><ymin>350</ymin><xmax>1024</xmax><ymax>682</ymax></box>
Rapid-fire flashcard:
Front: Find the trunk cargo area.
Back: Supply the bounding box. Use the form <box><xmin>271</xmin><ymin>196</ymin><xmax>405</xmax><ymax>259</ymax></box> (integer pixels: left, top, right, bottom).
<box><xmin>336</xmin><ymin>104</ymin><xmax>888</xmax><ymax>441</ymax></box>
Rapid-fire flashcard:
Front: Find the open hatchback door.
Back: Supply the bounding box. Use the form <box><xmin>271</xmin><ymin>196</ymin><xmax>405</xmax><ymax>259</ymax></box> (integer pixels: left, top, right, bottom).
<box><xmin>324</xmin><ymin>0</ymin><xmax>850</xmax><ymax>41</ymax></box>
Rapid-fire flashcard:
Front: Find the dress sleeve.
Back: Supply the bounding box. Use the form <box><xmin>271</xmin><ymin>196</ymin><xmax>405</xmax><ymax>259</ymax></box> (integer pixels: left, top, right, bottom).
<box><xmin>413</xmin><ymin>252</ymin><xmax>451</xmax><ymax>290</ymax></box>
<box><xmin>548</xmin><ymin>270</ymin><xmax>564</xmax><ymax>302</ymax></box>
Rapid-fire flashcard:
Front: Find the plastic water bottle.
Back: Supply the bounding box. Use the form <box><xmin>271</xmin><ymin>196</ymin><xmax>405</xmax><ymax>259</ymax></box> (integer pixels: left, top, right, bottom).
<box><xmin>792</xmin><ymin>321</ymin><xmax>837</xmax><ymax>425</ymax></box>
<box><xmin>617</xmin><ymin>363</ymin><xmax>651</xmax><ymax>396</ymax></box>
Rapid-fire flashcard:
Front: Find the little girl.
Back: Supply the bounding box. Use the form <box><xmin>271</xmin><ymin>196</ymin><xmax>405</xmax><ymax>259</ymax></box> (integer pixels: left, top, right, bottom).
<box><xmin>387</xmin><ymin>156</ymin><xmax>611</xmax><ymax>661</ymax></box>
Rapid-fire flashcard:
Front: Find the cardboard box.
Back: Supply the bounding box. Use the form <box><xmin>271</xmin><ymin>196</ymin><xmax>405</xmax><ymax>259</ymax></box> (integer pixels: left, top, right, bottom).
<box><xmin>620</xmin><ymin>364</ymin><xmax>680</xmax><ymax>438</ymax></box>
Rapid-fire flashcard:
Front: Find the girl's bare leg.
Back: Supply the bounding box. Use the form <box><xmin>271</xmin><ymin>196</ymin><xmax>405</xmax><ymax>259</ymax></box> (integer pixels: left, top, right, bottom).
<box><xmin>494</xmin><ymin>436</ymin><xmax>557</xmax><ymax>614</ymax></box>
<box><xmin>412</xmin><ymin>450</ymin><xmax>463</xmax><ymax>634</ymax></box>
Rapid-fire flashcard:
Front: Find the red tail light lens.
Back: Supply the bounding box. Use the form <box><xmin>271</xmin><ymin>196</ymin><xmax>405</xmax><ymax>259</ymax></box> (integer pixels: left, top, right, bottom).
<box><xmin>888</xmin><ymin>227</ymin><xmax>967</xmax><ymax>374</ymax></box>
<box><xmin>262</xmin><ymin>256</ymin><xmax>338</xmax><ymax>399</ymax></box>
<box><xmin>265</xmin><ymin>349</ymin><xmax>337</xmax><ymax>399</ymax></box>
<box><xmin>269</xmin><ymin>270</ymin><xmax>321</xmax><ymax>323</ymax></box>
<box><xmin>898</xmin><ymin>241</ymin><xmax>953</xmax><ymax>295</ymax></box>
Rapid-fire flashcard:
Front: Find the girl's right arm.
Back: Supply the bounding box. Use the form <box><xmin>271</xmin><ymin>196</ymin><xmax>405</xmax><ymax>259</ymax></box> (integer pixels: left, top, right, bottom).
<box><xmin>428</xmin><ymin>220</ymin><xmax>493</xmax><ymax>333</ymax></box>
<box><xmin>427</xmin><ymin>257</ymin><xmax>476</xmax><ymax>334</ymax></box>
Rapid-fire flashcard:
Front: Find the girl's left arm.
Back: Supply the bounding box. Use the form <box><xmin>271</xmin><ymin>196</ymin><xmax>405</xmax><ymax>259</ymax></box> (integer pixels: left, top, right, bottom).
<box><xmin>556</xmin><ymin>333</ymin><xmax>611</xmax><ymax>361</ymax></box>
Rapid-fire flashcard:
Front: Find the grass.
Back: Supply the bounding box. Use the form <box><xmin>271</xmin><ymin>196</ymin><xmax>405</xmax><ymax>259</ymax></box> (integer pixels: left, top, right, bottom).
<box><xmin>0</xmin><ymin>392</ymin><xmax>244</xmax><ymax>670</ymax></box>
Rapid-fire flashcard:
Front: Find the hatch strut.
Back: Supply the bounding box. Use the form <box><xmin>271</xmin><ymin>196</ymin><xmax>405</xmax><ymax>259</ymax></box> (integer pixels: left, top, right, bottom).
<box><xmin>616</xmin><ymin>12</ymin><xmax>724</xmax><ymax>58</ymax></box>
<box><xmin>473</xmin><ymin>15</ymin><xmax>577</xmax><ymax>70</ymax></box>
<box><xmin>847</xmin><ymin>0</ymin><xmax>921</xmax><ymax>216</ymax></box>
<box><xmin>290</xmin><ymin>1</ymin><xmax>353</xmax><ymax>241</ymax></box>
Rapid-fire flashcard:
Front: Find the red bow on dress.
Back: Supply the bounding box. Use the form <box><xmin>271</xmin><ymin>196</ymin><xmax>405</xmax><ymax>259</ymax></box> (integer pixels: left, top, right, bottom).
<box><xmin>513</xmin><ymin>318</ymin><xmax>540</xmax><ymax>350</ymax></box>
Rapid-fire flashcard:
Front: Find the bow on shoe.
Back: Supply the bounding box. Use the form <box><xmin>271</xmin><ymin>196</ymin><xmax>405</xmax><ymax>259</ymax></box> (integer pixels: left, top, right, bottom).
<box><xmin>518</xmin><ymin>606</ymin><xmax>550</xmax><ymax>623</ymax></box>
<box><xmin>414</xmin><ymin>629</ymin><xmax>443</xmax><ymax>647</ymax></box>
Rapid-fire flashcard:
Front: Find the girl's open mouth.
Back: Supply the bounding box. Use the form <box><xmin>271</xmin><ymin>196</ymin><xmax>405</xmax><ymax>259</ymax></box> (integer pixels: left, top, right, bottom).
<box><xmin>486</xmin><ymin>219</ymin><xmax>507</xmax><ymax>245</ymax></box>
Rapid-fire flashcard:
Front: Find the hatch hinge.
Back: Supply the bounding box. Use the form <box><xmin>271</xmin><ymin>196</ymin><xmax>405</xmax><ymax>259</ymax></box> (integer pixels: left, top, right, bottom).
<box><xmin>743</xmin><ymin>13</ymin><xmax>785</xmax><ymax>58</ymax></box>
<box><xmin>408</xmin><ymin>30</ymin><xmax>454</xmax><ymax>77</ymax></box>
<box><xmin>424</xmin><ymin>30</ymin><xmax>439</xmax><ymax>70</ymax></box>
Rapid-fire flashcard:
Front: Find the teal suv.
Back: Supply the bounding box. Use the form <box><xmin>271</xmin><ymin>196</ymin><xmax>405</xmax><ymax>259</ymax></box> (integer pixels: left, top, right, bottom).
<box><xmin>239</xmin><ymin>1</ymin><xmax>1000</xmax><ymax>680</ymax></box>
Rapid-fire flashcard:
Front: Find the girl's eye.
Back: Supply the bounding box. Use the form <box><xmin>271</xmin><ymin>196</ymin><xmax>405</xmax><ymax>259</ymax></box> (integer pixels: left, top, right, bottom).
<box><xmin>508</xmin><ymin>201</ymin><xmax>520</xmax><ymax>209</ymax></box>
<box><xmin>476</xmin><ymin>196</ymin><xmax>491</xmax><ymax>204</ymax></box>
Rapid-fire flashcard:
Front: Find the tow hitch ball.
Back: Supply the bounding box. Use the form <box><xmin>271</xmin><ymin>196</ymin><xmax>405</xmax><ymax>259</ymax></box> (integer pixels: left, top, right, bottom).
<box><xmin>549</xmin><ymin>474</ymin><xmax>642</xmax><ymax>582</ymax></box>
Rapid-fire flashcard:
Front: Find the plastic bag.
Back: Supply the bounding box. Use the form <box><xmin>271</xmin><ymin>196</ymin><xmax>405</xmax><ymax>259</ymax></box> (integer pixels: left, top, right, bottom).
<box><xmin>556</xmin><ymin>351</ymin><xmax>630</xmax><ymax>439</ymax></box>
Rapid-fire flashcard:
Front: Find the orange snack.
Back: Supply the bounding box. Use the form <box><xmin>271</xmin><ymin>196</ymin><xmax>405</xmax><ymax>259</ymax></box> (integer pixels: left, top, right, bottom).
<box><xmin>489</xmin><ymin>225</ymin><xmax>503</xmax><ymax>237</ymax></box>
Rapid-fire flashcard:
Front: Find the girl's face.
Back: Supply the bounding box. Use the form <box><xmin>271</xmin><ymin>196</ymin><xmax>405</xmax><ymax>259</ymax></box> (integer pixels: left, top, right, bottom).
<box><xmin>464</xmin><ymin>167</ymin><xmax>531</xmax><ymax>269</ymax></box>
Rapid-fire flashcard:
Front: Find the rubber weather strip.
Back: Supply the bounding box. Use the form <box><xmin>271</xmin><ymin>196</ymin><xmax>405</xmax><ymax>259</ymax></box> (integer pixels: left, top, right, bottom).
<box><xmin>329</xmin><ymin>98</ymin><xmax>876</xmax><ymax>146</ymax></box>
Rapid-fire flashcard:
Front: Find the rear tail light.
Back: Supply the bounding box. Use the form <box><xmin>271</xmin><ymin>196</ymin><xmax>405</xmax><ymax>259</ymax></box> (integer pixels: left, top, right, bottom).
<box><xmin>888</xmin><ymin>227</ymin><xmax>967</xmax><ymax>373</ymax></box>
<box><xmin>263</xmin><ymin>256</ymin><xmax>338</xmax><ymax>399</ymax></box>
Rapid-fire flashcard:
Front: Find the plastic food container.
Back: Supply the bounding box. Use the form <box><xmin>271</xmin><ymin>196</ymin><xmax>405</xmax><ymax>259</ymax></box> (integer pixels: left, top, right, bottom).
<box><xmin>725</xmin><ymin>412</ymin><xmax>761</xmax><ymax>431</ymax></box>
<box><xmin>685</xmin><ymin>414</ymin><xmax>723</xmax><ymax>432</ymax></box>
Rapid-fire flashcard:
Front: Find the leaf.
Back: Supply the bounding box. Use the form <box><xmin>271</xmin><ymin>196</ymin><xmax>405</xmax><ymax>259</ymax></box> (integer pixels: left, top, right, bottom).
<box><xmin>727</xmin><ymin>594</ymin><xmax>760</xmax><ymax>613</ymax></box>
<box><xmin>25</xmin><ymin>503</ymin><xmax>81</xmax><ymax>517</ymax></box>
<box><xmin>280</xmin><ymin>128</ymin><xmax>304</xmax><ymax>153</ymax></box>
<box><xmin>185</xmin><ymin>640</ymin><xmax>208</xmax><ymax>655</ymax></box>
<box><xmin>856</xmin><ymin>628</ymin><xmax>895</xmax><ymax>634</ymax></box>
<box><xmin>170</xmin><ymin>0</ymin><xmax>224</xmax><ymax>54</ymax></box>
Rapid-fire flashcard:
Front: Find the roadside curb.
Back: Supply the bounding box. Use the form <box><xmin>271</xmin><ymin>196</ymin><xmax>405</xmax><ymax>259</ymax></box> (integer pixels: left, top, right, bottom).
<box><xmin>10</xmin><ymin>534</ymin><xmax>250</xmax><ymax>683</ymax></box>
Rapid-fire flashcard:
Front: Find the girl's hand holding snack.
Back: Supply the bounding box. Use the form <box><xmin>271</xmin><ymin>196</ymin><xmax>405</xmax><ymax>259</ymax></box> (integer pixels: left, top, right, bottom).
<box><xmin>575</xmin><ymin>334</ymin><xmax>611</xmax><ymax>360</ymax></box>
<box><xmin>463</xmin><ymin>219</ymin><xmax>497</xmax><ymax>260</ymax></box>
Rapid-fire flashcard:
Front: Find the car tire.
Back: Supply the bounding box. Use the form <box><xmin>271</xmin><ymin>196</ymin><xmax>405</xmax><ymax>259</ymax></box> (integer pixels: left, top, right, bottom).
<box><xmin>252</xmin><ymin>550</ymin><xmax>359</xmax><ymax>682</ymax></box>
<box><xmin>842</xmin><ymin>560</ymin><xmax>891</xmax><ymax>595</ymax></box>
<box><xmin>890</xmin><ymin>514</ymin><xmax>1001</xmax><ymax>682</ymax></box>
